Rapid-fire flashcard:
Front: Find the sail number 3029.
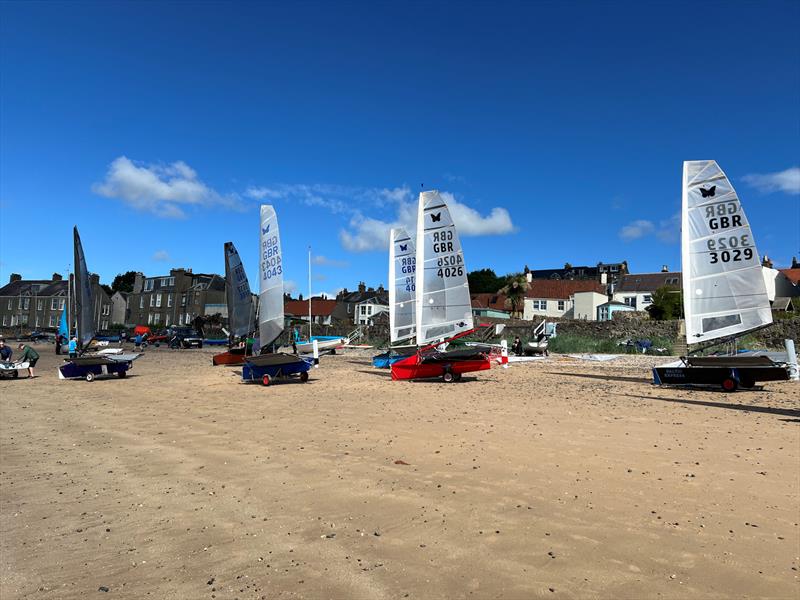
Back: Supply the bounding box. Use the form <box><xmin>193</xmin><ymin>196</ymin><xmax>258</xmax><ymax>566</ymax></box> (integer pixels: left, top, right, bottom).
<box><xmin>706</xmin><ymin>234</ymin><xmax>753</xmax><ymax>264</ymax></box>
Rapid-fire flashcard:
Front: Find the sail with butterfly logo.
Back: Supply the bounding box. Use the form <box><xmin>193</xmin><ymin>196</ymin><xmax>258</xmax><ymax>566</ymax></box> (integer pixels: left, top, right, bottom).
<box><xmin>258</xmin><ymin>205</ymin><xmax>285</xmax><ymax>348</ymax></box>
<box><xmin>681</xmin><ymin>160</ymin><xmax>772</xmax><ymax>344</ymax></box>
<box><xmin>389</xmin><ymin>227</ymin><xmax>416</xmax><ymax>343</ymax></box>
<box><xmin>414</xmin><ymin>190</ymin><xmax>474</xmax><ymax>345</ymax></box>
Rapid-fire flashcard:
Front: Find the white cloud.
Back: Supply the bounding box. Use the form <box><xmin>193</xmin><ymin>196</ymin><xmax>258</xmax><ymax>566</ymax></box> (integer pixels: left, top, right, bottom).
<box><xmin>284</xmin><ymin>279</ymin><xmax>298</xmax><ymax>294</ymax></box>
<box><xmin>339</xmin><ymin>190</ymin><xmax>515</xmax><ymax>252</ymax></box>
<box><xmin>655</xmin><ymin>213</ymin><xmax>680</xmax><ymax>243</ymax></box>
<box><xmin>312</xmin><ymin>255</ymin><xmax>349</xmax><ymax>268</ymax></box>
<box><xmin>92</xmin><ymin>156</ymin><xmax>240</xmax><ymax>218</ymax></box>
<box><xmin>152</xmin><ymin>250</ymin><xmax>171</xmax><ymax>262</ymax></box>
<box><xmin>742</xmin><ymin>167</ymin><xmax>800</xmax><ymax>195</ymax></box>
<box><xmin>619</xmin><ymin>219</ymin><xmax>655</xmax><ymax>241</ymax></box>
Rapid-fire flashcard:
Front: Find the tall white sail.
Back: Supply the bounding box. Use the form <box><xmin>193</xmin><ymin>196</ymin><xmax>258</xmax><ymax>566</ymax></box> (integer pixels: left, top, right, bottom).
<box><xmin>73</xmin><ymin>227</ymin><xmax>95</xmax><ymax>349</ymax></box>
<box><xmin>682</xmin><ymin>160</ymin><xmax>772</xmax><ymax>344</ymax></box>
<box><xmin>258</xmin><ymin>205</ymin><xmax>285</xmax><ymax>347</ymax></box>
<box><xmin>414</xmin><ymin>190</ymin><xmax>474</xmax><ymax>345</ymax></box>
<box><xmin>224</xmin><ymin>242</ymin><xmax>255</xmax><ymax>338</ymax></box>
<box><xmin>389</xmin><ymin>228</ymin><xmax>416</xmax><ymax>343</ymax></box>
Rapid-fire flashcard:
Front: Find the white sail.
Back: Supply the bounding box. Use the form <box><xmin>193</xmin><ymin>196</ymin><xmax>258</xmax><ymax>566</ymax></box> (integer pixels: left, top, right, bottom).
<box><xmin>414</xmin><ymin>190</ymin><xmax>474</xmax><ymax>346</ymax></box>
<box><xmin>224</xmin><ymin>242</ymin><xmax>256</xmax><ymax>338</ymax></box>
<box><xmin>258</xmin><ymin>205</ymin><xmax>285</xmax><ymax>347</ymax></box>
<box><xmin>682</xmin><ymin>160</ymin><xmax>772</xmax><ymax>344</ymax></box>
<box><xmin>389</xmin><ymin>228</ymin><xmax>416</xmax><ymax>343</ymax></box>
<box><xmin>73</xmin><ymin>227</ymin><xmax>95</xmax><ymax>349</ymax></box>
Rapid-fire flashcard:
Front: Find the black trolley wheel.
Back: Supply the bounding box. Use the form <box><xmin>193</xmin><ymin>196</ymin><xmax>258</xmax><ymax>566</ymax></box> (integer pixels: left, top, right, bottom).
<box><xmin>117</xmin><ymin>370</ymin><xmax>127</xmax><ymax>378</ymax></box>
<box><xmin>300</xmin><ymin>371</ymin><xmax>309</xmax><ymax>383</ymax></box>
<box><xmin>85</xmin><ymin>371</ymin><xmax>96</xmax><ymax>382</ymax></box>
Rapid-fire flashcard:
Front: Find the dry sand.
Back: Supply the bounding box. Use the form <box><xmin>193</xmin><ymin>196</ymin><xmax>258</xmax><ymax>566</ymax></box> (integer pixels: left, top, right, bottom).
<box><xmin>1</xmin><ymin>344</ymin><xmax>798</xmax><ymax>599</ymax></box>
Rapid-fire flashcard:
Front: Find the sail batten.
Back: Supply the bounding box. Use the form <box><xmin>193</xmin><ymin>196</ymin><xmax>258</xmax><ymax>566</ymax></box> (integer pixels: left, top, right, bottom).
<box><xmin>224</xmin><ymin>242</ymin><xmax>255</xmax><ymax>338</ymax></box>
<box><xmin>682</xmin><ymin>160</ymin><xmax>772</xmax><ymax>344</ymax></box>
<box><xmin>258</xmin><ymin>206</ymin><xmax>284</xmax><ymax>348</ymax></box>
<box><xmin>414</xmin><ymin>191</ymin><xmax>474</xmax><ymax>346</ymax></box>
<box><xmin>389</xmin><ymin>228</ymin><xmax>416</xmax><ymax>344</ymax></box>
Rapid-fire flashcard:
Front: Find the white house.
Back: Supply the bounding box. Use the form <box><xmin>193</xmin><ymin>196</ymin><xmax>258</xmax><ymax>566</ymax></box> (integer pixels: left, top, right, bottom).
<box><xmin>355</xmin><ymin>297</ymin><xmax>389</xmax><ymax>325</ymax></box>
<box><xmin>612</xmin><ymin>272</ymin><xmax>681</xmax><ymax>312</ymax></box>
<box><xmin>523</xmin><ymin>280</ymin><xmax>607</xmax><ymax>320</ymax></box>
<box><xmin>573</xmin><ymin>291</ymin><xmax>609</xmax><ymax>320</ymax></box>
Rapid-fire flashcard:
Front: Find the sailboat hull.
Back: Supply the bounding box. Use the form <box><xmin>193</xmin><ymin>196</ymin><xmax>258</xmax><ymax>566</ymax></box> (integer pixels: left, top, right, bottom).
<box><xmin>243</xmin><ymin>353</ymin><xmax>313</xmax><ymax>383</ymax></box>
<box><xmin>212</xmin><ymin>346</ymin><xmax>249</xmax><ymax>366</ymax></box>
<box><xmin>653</xmin><ymin>355</ymin><xmax>790</xmax><ymax>391</ymax></box>
<box><xmin>391</xmin><ymin>349</ymin><xmax>491</xmax><ymax>381</ymax></box>
<box><xmin>58</xmin><ymin>354</ymin><xmax>140</xmax><ymax>380</ymax></box>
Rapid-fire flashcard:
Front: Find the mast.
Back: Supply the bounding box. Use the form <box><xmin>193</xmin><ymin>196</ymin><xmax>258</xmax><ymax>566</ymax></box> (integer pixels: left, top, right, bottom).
<box><xmin>308</xmin><ymin>246</ymin><xmax>312</xmax><ymax>340</ymax></box>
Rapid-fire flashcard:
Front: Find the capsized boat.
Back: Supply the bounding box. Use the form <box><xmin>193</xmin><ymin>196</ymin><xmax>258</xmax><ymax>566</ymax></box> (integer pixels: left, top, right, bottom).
<box><xmin>243</xmin><ymin>205</ymin><xmax>313</xmax><ymax>385</ymax></box>
<box><xmin>652</xmin><ymin>161</ymin><xmax>793</xmax><ymax>391</ymax></box>
<box><xmin>213</xmin><ymin>241</ymin><xmax>257</xmax><ymax>365</ymax></box>
<box><xmin>391</xmin><ymin>190</ymin><xmax>491</xmax><ymax>382</ymax></box>
<box><xmin>373</xmin><ymin>227</ymin><xmax>417</xmax><ymax>368</ymax></box>
<box><xmin>59</xmin><ymin>227</ymin><xmax>142</xmax><ymax>381</ymax></box>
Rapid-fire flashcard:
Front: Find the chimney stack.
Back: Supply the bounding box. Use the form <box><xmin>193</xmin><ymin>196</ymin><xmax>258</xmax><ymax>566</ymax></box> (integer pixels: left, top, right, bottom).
<box><xmin>762</xmin><ymin>255</ymin><xmax>773</xmax><ymax>269</ymax></box>
<box><xmin>52</xmin><ymin>272</ymin><xmax>63</xmax><ymax>281</ymax></box>
<box><xmin>10</xmin><ymin>273</ymin><xmax>22</xmax><ymax>283</ymax></box>
<box><xmin>661</xmin><ymin>265</ymin><xmax>669</xmax><ymax>272</ymax></box>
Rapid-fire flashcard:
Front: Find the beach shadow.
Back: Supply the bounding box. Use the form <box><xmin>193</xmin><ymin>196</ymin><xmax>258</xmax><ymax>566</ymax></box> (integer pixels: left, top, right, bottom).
<box><xmin>551</xmin><ymin>372</ymin><xmax>652</xmax><ymax>384</ymax></box>
<box><xmin>355</xmin><ymin>369</ymin><xmax>392</xmax><ymax>378</ymax></box>
<box><xmin>619</xmin><ymin>393</ymin><xmax>800</xmax><ymax>418</ymax></box>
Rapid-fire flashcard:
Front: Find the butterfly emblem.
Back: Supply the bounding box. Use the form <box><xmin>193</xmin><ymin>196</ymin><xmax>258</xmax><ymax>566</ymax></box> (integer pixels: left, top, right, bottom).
<box><xmin>699</xmin><ymin>186</ymin><xmax>716</xmax><ymax>198</ymax></box>
<box><xmin>261</xmin><ymin>224</ymin><xmax>270</xmax><ymax>234</ymax></box>
<box><xmin>431</xmin><ymin>212</ymin><xmax>442</xmax><ymax>222</ymax></box>
<box><xmin>399</xmin><ymin>244</ymin><xmax>408</xmax><ymax>251</ymax></box>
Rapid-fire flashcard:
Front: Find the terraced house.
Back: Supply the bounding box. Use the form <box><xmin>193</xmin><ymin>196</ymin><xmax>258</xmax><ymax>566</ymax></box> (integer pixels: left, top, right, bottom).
<box><xmin>0</xmin><ymin>272</ymin><xmax>112</xmax><ymax>333</ymax></box>
<box><xmin>126</xmin><ymin>268</ymin><xmax>226</xmax><ymax>328</ymax></box>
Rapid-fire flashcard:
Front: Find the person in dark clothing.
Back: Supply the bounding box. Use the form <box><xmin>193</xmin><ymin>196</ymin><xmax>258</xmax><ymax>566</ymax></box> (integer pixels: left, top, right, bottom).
<box><xmin>17</xmin><ymin>344</ymin><xmax>40</xmax><ymax>378</ymax></box>
<box><xmin>512</xmin><ymin>336</ymin><xmax>524</xmax><ymax>356</ymax></box>
<box><xmin>0</xmin><ymin>339</ymin><xmax>12</xmax><ymax>362</ymax></box>
<box><xmin>55</xmin><ymin>334</ymin><xmax>63</xmax><ymax>355</ymax></box>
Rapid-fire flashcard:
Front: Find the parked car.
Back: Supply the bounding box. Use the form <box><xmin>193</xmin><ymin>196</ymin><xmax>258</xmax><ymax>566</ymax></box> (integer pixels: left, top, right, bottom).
<box><xmin>169</xmin><ymin>327</ymin><xmax>203</xmax><ymax>349</ymax></box>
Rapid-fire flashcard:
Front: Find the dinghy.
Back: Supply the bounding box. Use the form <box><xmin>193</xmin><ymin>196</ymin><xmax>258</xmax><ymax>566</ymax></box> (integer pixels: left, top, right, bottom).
<box><xmin>391</xmin><ymin>191</ymin><xmax>491</xmax><ymax>382</ymax></box>
<box><xmin>242</xmin><ymin>205</ymin><xmax>313</xmax><ymax>385</ymax></box>
<box><xmin>373</xmin><ymin>227</ymin><xmax>417</xmax><ymax>368</ymax></box>
<box><xmin>59</xmin><ymin>227</ymin><xmax>142</xmax><ymax>381</ymax></box>
<box><xmin>212</xmin><ymin>242</ymin><xmax>257</xmax><ymax>365</ymax></box>
<box><xmin>652</xmin><ymin>160</ymin><xmax>793</xmax><ymax>391</ymax></box>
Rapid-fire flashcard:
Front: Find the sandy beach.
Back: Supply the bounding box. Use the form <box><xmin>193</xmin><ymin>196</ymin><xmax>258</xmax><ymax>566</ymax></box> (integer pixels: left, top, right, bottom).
<box><xmin>1</xmin><ymin>345</ymin><xmax>798</xmax><ymax>599</ymax></box>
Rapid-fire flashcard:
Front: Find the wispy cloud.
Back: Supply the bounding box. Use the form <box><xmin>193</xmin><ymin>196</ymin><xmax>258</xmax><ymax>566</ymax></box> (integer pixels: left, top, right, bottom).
<box><xmin>742</xmin><ymin>166</ymin><xmax>800</xmax><ymax>195</ymax></box>
<box><xmin>312</xmin><ymin>255</ymin><xmax>349</xmax><ymax>268</ymax></box>
<box><xmin>92</xmin><ymin>156</ymin><xmax>241</xmax><ymax>218</ymax></box>
<box><xmin>619</xmin><ymin>213</ymin><xmax>680</xmax><ymax>243</ymax></box>
<box><xmin>619</xmin><ymin>219</ymin><xmax>655</xmax><ymax>241</ymax></box>
<box><xmin>152</xmin><ymin>250</ymin><xmax>171</xmax><ymax>262</ymax></box>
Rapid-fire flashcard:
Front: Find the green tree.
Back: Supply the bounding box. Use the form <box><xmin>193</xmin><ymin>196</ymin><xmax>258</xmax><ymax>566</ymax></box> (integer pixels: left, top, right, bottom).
<box><xmin>500</xmin><ymin>274</ymin><xmax>528</xmax><ymax>319</ymax></box>
<box><xmin>111</xmin><ymin>271</ymin><xmax>138</xmax><ymax>293</ymax></box>
<box><xmin>646</xmin><ymin>285</ymin><xmax>682</xmax><ymax>320</ymax></box>
<box><xmin>467</xmin><ymin>268</ymin><xmax>504</xmax><ymax>293</ymax></box>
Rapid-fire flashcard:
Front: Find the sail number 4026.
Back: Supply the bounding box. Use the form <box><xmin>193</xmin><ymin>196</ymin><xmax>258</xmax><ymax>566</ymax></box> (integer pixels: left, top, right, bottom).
<box><xmin>437</xmin><ymin>266</ymin><xmax>464</xmax><ymax>278</ymax></box>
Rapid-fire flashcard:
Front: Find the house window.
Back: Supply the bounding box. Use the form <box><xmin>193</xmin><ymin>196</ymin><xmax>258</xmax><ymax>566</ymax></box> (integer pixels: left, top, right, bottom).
<box><xmin>7</xmin><ymin>299</ymin><xmax>12</xmax><ymax>310</ymax></box>
<box><xmin>21</xmin><ymin>314</ymin><xmax>28</xmax><ymax>325</ymax></box>
<box><xmin>666</xmin><ymin>277</ymin><xmax>679</xmax><ymax>285</ymax></box>
<box><xmin>2</xmin><ymin>315</ymin><xmax>8</xmax><ymax>326</ymax></box>
<box><xmin>148</xmin><ymin>313</ymin><xmax>153</xmax><ymax>325</ymax></box>
<box><xmin>167</xmin><ymin>294</ymin><xmax>173</xmax><ymax>307</ymax></box>
<box><xmin>144</xmin><ymin>279</ymin><xmax>154</xmax><ymax>292</ymax></box>
<box><xmin>160</xmin><ymin>277</ymin><xmax>174</xmax><ymax>287</ymax></box>
<box><xmin>178</xmin><ymin>314</ymin><xmax>183</xmax><ymax>325</ymax></box>
<box><xmin>181</xmin><ymin>294</ymin><xmax>187</xmax><ymax>307</ymax></box>
<box><xmin>165</xmin><ymin>314</ymin><xmax>171</xmax><ymax>326</ymax></box>
<box><xmin>37</xmin><ymin>299</ymin><xmax>43</xmax><ymax>311</ymax></box>
<box><xmin>156</xmin><ymin>293</ymin><xmax>162</xmax><ymax>308</ymax></box>
<box><xmin>610</xmin><ymin>265</ymin><xmax>619</xmax><ymax>272</ymax></box>
<box><xmin>360</xmin><ymin>305</ymin><xmax>367</xmax><ymax>315</ymax></box>
<box><xmin>101</xmin><ymin>320</ymin><xmax>108</xmax><ymax>330</ymax></box>
<box><xmin>51</xmin><ymin>298</ymin><xmax>59</xmax><ymax>310</ymax></box>
<box><xmin>643</xmin><ymin>295</ymin><xmax>652</xmax><ymax>304</ymax></box>
<box><xmin>102</xmin><ymin>305</ymin><xmax>110</xmax><ymax>316</ymax></box>
<box><xmin>347</xmin><ymin>304</ymin><xmax>352</xmax><ymax>313</ymax></box>
<box><xmin>150</xmin><ymin>295</ymin><xmax>155</xmax><ymax>308</ymax></box>
<box><xmin>532</xmin><ymin>300</ymin><xmax>548</xmax><ymax>311</ymax></box>
<box><xmin>624</xmin><ymin>296</ymin><xmax>637</xmax><ymax>308</ymax></box>
<box><xmin>49</xmin><ymin>315</ymin><xmax>57</xmax><ymax>327</ymax></box>
<box><xmin>558</xmin><ymin>300</ymin><xmax>565</xmax><ymax>311</ymax></box>
<box><xmin>20</xmin><ymin>297</ymin><xmax>30</xmax><ymax>310</ymax></box>
<box><xmin>153</xmin><ymin>313</ymin><xmax>161</xmax><ymax>325</ymax></box>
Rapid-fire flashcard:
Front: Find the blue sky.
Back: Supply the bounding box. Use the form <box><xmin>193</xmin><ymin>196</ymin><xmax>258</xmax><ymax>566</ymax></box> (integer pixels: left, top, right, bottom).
<box><xmin>1</xmin><ymin>0</ymin><xmax>798</xmax><ymax>296</ymax></box>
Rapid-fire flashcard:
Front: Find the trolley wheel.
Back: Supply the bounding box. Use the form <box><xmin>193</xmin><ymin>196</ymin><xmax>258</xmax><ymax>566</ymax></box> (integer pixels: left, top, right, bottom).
<box><xmin>262</xmin><ymin>374</ymin><xmax>271</xmax><ymax>386</ymax></box>
<box><xmin>442</xmin><ymin>371</ymin><xmax>455</xmax><ymax>383</ymax></box>
<box><xmin>85</xmin><ymin>371</ymin><xmax>96</xmax><ymax>382</ymax></box>
<box><xmin>117</xmin><ymin>370</ymin><xmax>127</xmax><ymax>378</ymax></box>
<box><xmin>721</xmin><ymin>377</ymin><xmax>738</xmax><ymax>393</ymax></box>
<box><xmin>11</xmin><ymin>370</ymin><xmax>18</xmax><ymax>379</ymax></box>
<box><xmin>330</xmin><ymin>349</ymin><xmax>336</xmax><ymax>355</ymax></box>
<box><xmin>300</xmin><ymin>371</ymin><xmax>309</xmax><ymax>383</ymax></box>
<box><xmin>739</xmin><ymin>376</ymin><xmax>755</xmax><ymax>389</ymax></box>
<box><xmin>453</xmin><ymin>372</ymin><xmax>463</xmax><ymax>382</ymax></box>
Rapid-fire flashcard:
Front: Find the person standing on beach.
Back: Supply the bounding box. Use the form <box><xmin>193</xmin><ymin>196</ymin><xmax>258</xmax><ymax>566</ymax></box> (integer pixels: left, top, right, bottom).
<box><xmin>0</xmin><ymin>339</ymin><xmax>12</xmax><ymax>362</ymax></box>
<box><xmin>17</xmin><ymin>344</ymin><xmax>39</xmax><ymax>378</ymax></box>
<box><xmin>68</xmin><ymin>336</ymin><xmax>78</xmax><ymax>358</ymax></box>
<box><xmin>134</xmin><ymin>333</ymin><xmax>142</xmax><ymax>351</ymax></box>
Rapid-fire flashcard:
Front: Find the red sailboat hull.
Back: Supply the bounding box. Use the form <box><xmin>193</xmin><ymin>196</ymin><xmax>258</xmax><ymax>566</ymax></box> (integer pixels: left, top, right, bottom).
<box><xmin>212</xmin><ymin>347</ymin><xmax>249</xmax><ymax>366</ymax></box>
<box><xmin>390</xmin><ymin>352</ymin><xmax>491</xmax><ymax>381</ymax></box>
